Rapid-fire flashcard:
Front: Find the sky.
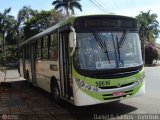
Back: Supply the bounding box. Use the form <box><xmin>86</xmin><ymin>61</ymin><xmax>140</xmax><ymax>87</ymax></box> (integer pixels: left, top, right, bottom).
<box><xmin>0</xmin><ymin>0</ymin><xmax>160</xmax><ymax>43</ymax></box>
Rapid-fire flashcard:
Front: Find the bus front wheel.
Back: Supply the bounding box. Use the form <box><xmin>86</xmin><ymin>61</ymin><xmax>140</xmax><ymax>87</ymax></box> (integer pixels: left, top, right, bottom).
<box><xmin>51</xmin><ymin>80</ymin><xmax>60</xmax><ymax>103</ymax></box>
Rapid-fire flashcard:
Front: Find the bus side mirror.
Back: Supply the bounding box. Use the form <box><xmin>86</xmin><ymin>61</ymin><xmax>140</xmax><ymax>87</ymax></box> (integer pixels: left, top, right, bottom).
<box><xmin>69</xmin><ymin>26</ymin><xmax>76</xmax><ymax>56</ymax></box>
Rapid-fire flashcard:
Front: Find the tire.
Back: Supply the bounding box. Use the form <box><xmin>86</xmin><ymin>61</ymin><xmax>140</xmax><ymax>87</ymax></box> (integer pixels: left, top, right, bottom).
<box><xmin>51</xmin><ymin>79</ymin><xmax>60</xmax><ymax>103</ymax></box>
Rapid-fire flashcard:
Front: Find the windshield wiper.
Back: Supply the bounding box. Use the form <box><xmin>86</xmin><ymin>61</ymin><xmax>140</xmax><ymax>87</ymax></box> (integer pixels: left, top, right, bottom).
<box><xmin>92</xmin><ymin>32</ymin><xmax>111</xmax><ymax>64</ymax></box>
<box><xmin>116</xmin><ymin>30</ymin><xmax>129</xmax><ymax>67</ymax></box>
<box><xmin>118</xmin><ymin>30</ymin><xmax>129</xmax><ymax>48</ymax></box>
<box><xmin>116</xmin><ymin>35</ymin><xmax>121</xmax><ymax>62</ymax></box>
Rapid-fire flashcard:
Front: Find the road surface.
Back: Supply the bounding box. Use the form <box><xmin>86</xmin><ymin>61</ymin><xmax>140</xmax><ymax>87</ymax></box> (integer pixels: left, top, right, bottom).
<box><xmin>0</xmin><ymin>67</ymin><xmax>160</xmax><ymax>120</ymax></box>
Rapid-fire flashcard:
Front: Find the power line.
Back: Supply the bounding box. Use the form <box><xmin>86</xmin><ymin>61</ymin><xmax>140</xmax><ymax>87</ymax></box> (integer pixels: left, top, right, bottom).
<box><xmin>130</xmin><ymin>0</ymin><xmax>139</xmax><ymax>12</ymax></box>
<box><xmin>92</xmin><ymin>0</ymin><xmax>110</xmax><ymax>13</ymax></box>
<box><xmin>112</xmin><ymin>0</ymin><xmax>122</xmax><ymax>12</ymax></box>
<box><xmin>88</xmin><ymin>0</ymin><xmax>108</xmax><ymax>14</ymax></box>
<box><xmin>125</xmin><ymin>0</ymin><xmax>137</xmax><ymax>15</ymax></box>
<box><xmin>96</xmin><ymin>0</ymin><xmax>112</xmax><ymax>12</ymax></box>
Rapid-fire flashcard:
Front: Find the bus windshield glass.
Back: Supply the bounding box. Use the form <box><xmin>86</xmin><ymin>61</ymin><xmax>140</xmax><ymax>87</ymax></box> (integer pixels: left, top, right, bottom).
<box><xmin>74</xmin><ymin>31</ymin><xmax>143</xmax><ymax>70</ymax></box>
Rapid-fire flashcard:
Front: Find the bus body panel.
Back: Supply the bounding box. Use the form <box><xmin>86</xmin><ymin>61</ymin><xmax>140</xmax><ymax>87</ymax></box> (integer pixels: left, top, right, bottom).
<box><xmin>73</xmin><ymin>81</ymin><xmax>145</xmax><ymax>106</ymax></box>
<box><xmin>35</xmin><ymin>60</ymin><xmax>60</xmax><ymax>93</ymax></box>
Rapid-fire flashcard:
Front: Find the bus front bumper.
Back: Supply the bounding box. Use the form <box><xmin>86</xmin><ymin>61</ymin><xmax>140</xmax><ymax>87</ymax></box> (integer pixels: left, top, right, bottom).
<box><xmin>73</xmin><ymin>80</ymin><xmax>145</xmax><ymax>106</ymax></box>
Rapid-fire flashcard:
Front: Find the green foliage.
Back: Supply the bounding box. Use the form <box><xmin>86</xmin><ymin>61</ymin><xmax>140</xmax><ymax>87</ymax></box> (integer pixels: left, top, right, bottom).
<box><xmin>0</xmin><ymin>52</ymin><xmax>7</xmax><ymax>78</ymax></box>
<box><xmin>0</xmin><ymin>47</ymin><xmax>19</xmax><ymax>82</ymax></box>
<box><xmin>0</xmin><ymin>47</ymin><xmax>20</xmax><ymax>67</ymax></box>
<box><xmin>0</xmin><ymin>53</ymin><xmax>6</xmax><ymax>66</ymax></box>
<box><xmin>23</xmin><ymin>9</ymin><xmax>64</xmax><ymax>39</ymax></box>
<box><xmin>52</xmin><ymin>0</ymin><xmax>82</xmax><ymax>15</ymax></box>
<box><xmin>145</xmin><ymin>43</ymin><xmax>159</xmax><ymax>64</ymax></box>
<box><xmin>17</xmin><ymin>6</ymin><xmax>37</xmax><ymax>23</ymax></box>
<box><xmin>0</xmin><ymin>8</ymin><xmax>18</xmax><ymax>49</ymax></box>
<box><xmin>136</xmin><ymin>10</ymin><xmax>160</xmax><ymax>43</ymax></box>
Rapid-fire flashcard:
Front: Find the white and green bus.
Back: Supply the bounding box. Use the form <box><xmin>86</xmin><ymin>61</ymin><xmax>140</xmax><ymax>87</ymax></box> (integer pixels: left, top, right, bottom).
<box><xmin>19</xmin><ymin>15</ymin><xmax>145</xmax><ymax>106</ymax></box>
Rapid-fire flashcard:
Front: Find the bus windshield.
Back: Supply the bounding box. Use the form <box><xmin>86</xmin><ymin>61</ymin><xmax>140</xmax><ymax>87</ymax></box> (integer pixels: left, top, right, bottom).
<box><xmin>74</xmin><ymin>31</ymin><xmax>143</xmax><ymax>70</ymax></box>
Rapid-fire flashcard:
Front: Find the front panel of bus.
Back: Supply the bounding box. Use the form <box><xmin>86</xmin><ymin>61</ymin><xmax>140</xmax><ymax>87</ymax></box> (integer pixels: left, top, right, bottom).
<box><xmin>71</xmin><ymin>16</ymin><xmax>145</xmax><ymax>106</ymax></box>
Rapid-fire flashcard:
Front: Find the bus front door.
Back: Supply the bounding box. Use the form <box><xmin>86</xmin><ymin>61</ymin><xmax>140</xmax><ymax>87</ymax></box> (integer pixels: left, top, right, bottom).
<box><xmin>59</xmin><ymin>32</ymin><xmax>73</xmax><ymax>101</ymax></box>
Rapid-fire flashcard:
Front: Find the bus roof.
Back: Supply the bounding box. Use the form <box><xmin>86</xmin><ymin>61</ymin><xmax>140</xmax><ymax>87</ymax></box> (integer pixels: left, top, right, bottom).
<box><xmin>19</xmin><ymin>14</ymin><xmax>136</xmax><ymax>47</ymax></box>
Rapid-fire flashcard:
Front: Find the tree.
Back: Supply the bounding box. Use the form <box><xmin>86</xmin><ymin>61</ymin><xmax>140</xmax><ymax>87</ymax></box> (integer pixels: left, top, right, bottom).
<box><xmin>0</xmin><ymin>8</ymin><xmax>18</xmax><ymax>52</ymax></box>
<box><xmin>0</xmin><ymin>47</ymin><xmax>20</xmax><ymax>82</ymax></box>
<box><xmin>5</xmin><ymin>15</ymin><xmax>18</xmax><ymax>46</ymax></box>
<box><xmin>17</xmin><ymin>6</ymin><xmax>37</xmax><ymax>23</ymax></box>
<box><xmin>23</xmin><ymin>9</ymin><xmax>64</xmax><ymax>39</ymax></box>
<box><xmin>52</xmin><ymin>0</ymin><xmax>82</xmax><ymax>15</ymax></box>
<box><xmin>17</xmin><ymin>6</ymin><xmax>38</xmax><ymax>43</ymax></box>
<box><xmin>0</xmin><ymin>8</ymin><xmax>11</xmax><ymax>52</ymax></box>
<box><xmin>136</xmin><ymin>10</ymin><xmax>160</xmax><ymax>43</ymax></box>
<box><xmin>145</xmin><ymin>43</ymin><xmax>159</xmax><ymax>64</ymax></box>
<box><xmin>136</xmin><ymin>10</ymin><xmax>160</xmax><ymax>65</ymax></box>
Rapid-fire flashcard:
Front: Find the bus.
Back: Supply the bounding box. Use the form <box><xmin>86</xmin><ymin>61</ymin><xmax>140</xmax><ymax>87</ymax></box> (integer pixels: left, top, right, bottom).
<box><xmin>19</xmin><ymin>15</ymin><xmax>145</xmax><ymax>106</ymax></box>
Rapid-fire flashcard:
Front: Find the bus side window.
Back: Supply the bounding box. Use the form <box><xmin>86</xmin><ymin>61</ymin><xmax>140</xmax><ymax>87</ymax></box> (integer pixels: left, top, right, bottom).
<box><xmin>36</xmin><ymin>39</ymin><xmax>41</xmax><ymax>59</ymax></box>
<box><xmin>41</xmin><ymin>36</ymin><xmax>48</xmax><ymax>59</ymax></box>
<box><xmin>25</xmin><ymin>45</ymin><xmax>30</xmax><ymax>59</ymax></box>
<box><xmin>49</xmin><ymin>32</ymin><xmax>58</xmax><ymax>61</ymax></box>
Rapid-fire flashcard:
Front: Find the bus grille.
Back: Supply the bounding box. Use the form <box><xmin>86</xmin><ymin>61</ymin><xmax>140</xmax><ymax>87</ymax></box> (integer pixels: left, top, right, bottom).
<box><xmin>99</xmin><ymin>82</ymin><xmax>134</xmax><ymax>89</ymax></box>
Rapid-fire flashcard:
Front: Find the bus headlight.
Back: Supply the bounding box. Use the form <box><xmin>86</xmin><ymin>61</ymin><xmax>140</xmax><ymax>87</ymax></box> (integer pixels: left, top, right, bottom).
<box><xmin>85</xmin><ymin>85</ymin><xmax>91</xmax><ymax>90</ymax></box>
<box><xmin>133</xmin><ymin>75</ymin><xmax>144</xmax><ymax>87</ymax></box>
<box><xmin>76</xmin><ymin>79</ymin><xmax>99</xmax><ymax>92</ymax></box>
<box><xmin>139</xmin><ymin>74</ymin><xmax>145</xmax><ymax>83</ymax></box>
<box><xmin>93</xmin><ymin>87</ymin><xmax>98</xmax><ymax>92</ymax></box>
<box><xmin>76</xmin><ymin>79</ymin><xmax>84</xmax><ymax>87</ymax></box>
<box><xmin>133</xmin><ymin>81</ymin><xmax>139</xmax><ymax>87</ymax></box>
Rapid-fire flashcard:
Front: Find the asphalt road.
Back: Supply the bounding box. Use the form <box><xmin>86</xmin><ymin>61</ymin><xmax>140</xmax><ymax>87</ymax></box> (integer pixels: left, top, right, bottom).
<box><xmin>0</xmin><ymin>67</ymin><xmax>160</xmax><ymax>120</ymax></box>
<box><xmin>120</xmin><ymin>66</ymin><xmax>160</xmax><ymax>114</ymax></box>
<box><xmin>56</xmin><ymin>66</ymin><xmax>160</xmax><ymax>120</ymax></box>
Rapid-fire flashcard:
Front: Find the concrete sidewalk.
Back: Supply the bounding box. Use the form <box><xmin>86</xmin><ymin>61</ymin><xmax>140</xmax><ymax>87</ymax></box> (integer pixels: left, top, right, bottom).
<box><xmin>0</xmin><ymin>81</ymin><xmax>74</xmax><ymax>120</ymax></box>
<box><xmin>0</xmin><ymin>70</ymin><xmax>25</xmax><ymax>82</ymax></box>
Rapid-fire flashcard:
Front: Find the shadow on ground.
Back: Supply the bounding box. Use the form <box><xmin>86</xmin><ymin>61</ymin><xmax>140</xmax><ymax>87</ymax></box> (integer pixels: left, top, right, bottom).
<box><xmin>57</xmin><ymin>100</ymin><xmax>137</xmax><ymax>120</ymax></box>
<box><xmin>0</xmin><ymin>81</ymin><xmax>137</xmax><ymax>120</ymax></box>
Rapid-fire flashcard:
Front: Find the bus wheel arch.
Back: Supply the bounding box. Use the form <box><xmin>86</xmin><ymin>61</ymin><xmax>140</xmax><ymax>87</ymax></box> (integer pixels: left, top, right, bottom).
<box><xmin>51</xmin><ymin>77</ymin><xmax>60</xmax><ymax>102</ymax></box>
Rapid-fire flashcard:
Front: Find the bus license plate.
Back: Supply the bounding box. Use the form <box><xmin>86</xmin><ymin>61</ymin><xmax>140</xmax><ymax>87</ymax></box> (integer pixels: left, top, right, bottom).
<box><xmin>113</xmin><ymin>91</ymin><xmax>125</xmax><ymax>97</ymax></box>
